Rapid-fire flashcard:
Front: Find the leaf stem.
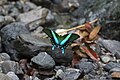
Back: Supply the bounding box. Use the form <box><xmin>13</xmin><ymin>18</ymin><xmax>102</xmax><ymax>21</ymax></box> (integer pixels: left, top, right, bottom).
<box><xmin>43</xmin><ymin>19</ymin><xmax>98</xmax><ymax>38</ymax></box>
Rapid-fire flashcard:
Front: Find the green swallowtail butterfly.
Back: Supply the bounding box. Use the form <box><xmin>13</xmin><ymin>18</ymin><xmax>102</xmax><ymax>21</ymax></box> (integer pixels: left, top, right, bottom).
<box><xmin>43</xmin><ymin>29</ymin><xmax>79</xmax><ymax>54</ymax></box>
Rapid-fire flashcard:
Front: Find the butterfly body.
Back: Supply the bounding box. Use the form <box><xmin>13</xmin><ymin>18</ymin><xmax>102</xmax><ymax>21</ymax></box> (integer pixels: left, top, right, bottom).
<box><xmin>43</xmin><ymin>29</ymin><xmax>79</xmax><ymax>54</ymax></box>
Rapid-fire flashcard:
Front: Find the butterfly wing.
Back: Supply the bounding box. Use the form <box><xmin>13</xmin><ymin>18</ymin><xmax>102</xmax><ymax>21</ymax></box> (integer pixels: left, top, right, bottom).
<box><xmin>59</xmin><ymin>33</ymin><xmax>79</xmax><ymax>54</ymax></box>
<box><xmin>43</xmin><ymin>29</ymin><xmax>60</xmax><ymax>50</ymax></box>
<box><xmin>60</xmin><ymin>33</ymin><xmax>79</xmax><ymax>47</ymax></box>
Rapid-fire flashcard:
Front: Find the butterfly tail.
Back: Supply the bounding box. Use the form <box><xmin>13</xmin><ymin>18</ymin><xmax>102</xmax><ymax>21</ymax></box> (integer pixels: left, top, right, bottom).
<box><xmin>61</xmin><ymin>47</ymin><xmax>65</xmax><ymax>54</ymax></box>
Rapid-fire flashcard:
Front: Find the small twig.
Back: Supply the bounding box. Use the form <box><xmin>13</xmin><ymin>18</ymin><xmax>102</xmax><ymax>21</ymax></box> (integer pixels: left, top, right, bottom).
<box><xmin>43</xmin><ymin>19</ymin><xmax>98</xmax><ymax>38</ymax></box>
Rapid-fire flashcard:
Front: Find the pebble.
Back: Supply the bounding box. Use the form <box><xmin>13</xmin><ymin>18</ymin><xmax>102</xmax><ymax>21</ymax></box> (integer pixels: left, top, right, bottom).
<box><xmin>7</xmin><ymin>72</ymin><xmax>20</xmax><ymax>80</ymax></box>
<box><xmin>18</xmin><ymin>6</ymin><xmax>49</xmax><ymax>25</ymax></box>
<box><xmin>104</xmin><ymin>62</ymin><xmax>120</xmax><ymax>71</ymax></box>
<box><xmin>0</xmin><ymin>53</ymin><xmax>10</xmax><ymax>61</ymax></box>
<box><xmin>100</xmin><ymin>55</ymin><xmax>111</xmax><ymax>63</ymax></box>
<box><xmin>74</xmin><ymin>61</ymin><xmax>96</xmax><ymax>74</ymax></box>
<box><xmin>0</xmin><ymin>72</ymin><xmax>11</xmax><ymax>80</ymax></box>
<box><xmin>1</xmin><ymin>60</ymin><xmax>23</xmax><ymax>74</ymax></box>
<box><xmin>31</xmin><ymin>52</ymin><xmax>55</xmax><ymax>69</ymax></box>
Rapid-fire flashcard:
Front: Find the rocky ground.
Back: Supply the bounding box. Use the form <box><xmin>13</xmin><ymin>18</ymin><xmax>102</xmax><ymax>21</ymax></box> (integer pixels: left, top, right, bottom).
<box><xmin>0</xmin><ymin>0</ymin><xmax>120</xmax><ymax>80</ymax></box>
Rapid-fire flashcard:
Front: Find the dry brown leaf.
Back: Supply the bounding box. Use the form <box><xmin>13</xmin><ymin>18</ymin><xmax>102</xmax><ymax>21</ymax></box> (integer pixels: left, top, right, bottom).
<box><xmin>76</xmin><ymin>49</ymin><xmax>87</xmax><ymax>58</ymax></box>
<box><xmin>80</xmin><ymin>46</ymin><xmax>99</xmax><ymax>61</ymax></box>
<box><xmin>111</xmin><ymin>72</ymin><xmax>120</xmax><ymax>78</ymax></box>
<box><xmin>72</xmin><ymin>52</ymin><xmax>81</xmax><ymax>66</ymax></box>
<box><xmin>89</xmin><ymin>26</ymin><xmax>101</xmax><ymax>40</ymax></box>
<box><xmin>81</xmin><ymin>31</ymin><xmax>89</xmax><ymax>38</ymax></box>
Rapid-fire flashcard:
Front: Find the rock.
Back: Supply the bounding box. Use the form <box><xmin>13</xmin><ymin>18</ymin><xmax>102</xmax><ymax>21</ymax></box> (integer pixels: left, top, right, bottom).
<box><xmin>31</xmin><ymin>26</ymin><xmax>44</xmax><ymax>37</ymax></box>
<box><xmin>51</xmin><ymin>0</ymin><xmax>62</xmax><ymax>4</ymax></box>
<box><xmin>0</xmin><ymin>6</ymin><xmax>6</xmax><ymax>15</ymax></box>
<box><xmin>54</xmin><ymin>68</ymin><xmax>82</xmax><ymax>80</ymax></box>
<box><xmin>47</xmin><ymin>48</ymin><xmax>73</xmax><ymax>65</ymax></box>
<box><xmin>17</xmin><ymin>6</ymin><xmax>49</xmax><ymax>25</ymax></box>
<box><xmin>0</xmin><ymin>37</ymin><xmax>2</xmax><ymax>52</ymax></box>
<box><xmin>14</xmin><ymin>34</ymin><xmax>51</xmax><ymax>58</ymax></box>
<box><xmin>104</xmin><ymin>62</ymin><xmax>120</xmax><ymax>71</ymax></box>
<box><xmin>2</xmin><ymin>3</ymin><xmax>20</xmax><ymax>18</ymax></box>
<box><xmin>0</xmin><ymin>16</ymin><xmax>15</xmax><ymax>29</ymax></box>
<box><xmin>52</xmin><ymin>0</ymin><xmax>79</xmax><ymax>12</ymax></box>
<box><xmin>45</xmin><ymin>10</ymin><xmax>55</xmax><ymax>25</ymax></box>
<box><xmin>23</xmin><ymin>1</ymin><xmax>37</xmax><ymax>12</ymax></box>
<box><xmin>74</xmin><ymin>61</ymin><xmax>96</xmax><ymax>74</ymax></box>
<box><xmin>97</xmin><ymin>38</ymin><xmax>120</xmax><ymax>59</ymax></box>
<box><xmin>109</xmin><ymin>68</ymin><xmax>120</xmax><ymax>73</ymax></box>
<box><xmin>9</xmin><ymin>7</ymin><xmax>19</xmax><ymax>18</ymax></box>
<box><xmin>7</xmin><ymin>72</ymin><xmax>20</xmax><ymax>80</ymax></box>
<box><xmin>0</xmin><ymin>72</ymin><xmax>12</xmax><ymax>80</ymax></box>
<box><xmin>1</xmin><ymin>22</ymin><xmax>30</xmax><ymax>60</ymax></box>
<box><xmin>33</xmin><ymin>77</ymin><xmax>41</xmax><ymax>80</ymax></box>
<box><xmin>31</xmin><ymin>52</ymin><xmax>55</xmax><ymax>69</ymax></box>
<box><xmin>0</xmin><ymin>53</ymin><xmax>10</xmax><ymax>61</ymax></box>
<box><xmin>1</xmin><ymin>60</ymin><xmax>23</xmax><ymax>74</ymax></box>
<box><xmin>30</xmin><ymin>0</ymin><xmax>51</xmax><ymax>7</ymax></box>
<box><xmin>100</xmin><ymin>55</ymin><xmax>111</xmax><ymax>63</ymax></box>
<box><xmin>0</xmin><ymin>0</ymin><xmax>7</xmax><ymax>5</ymax></box>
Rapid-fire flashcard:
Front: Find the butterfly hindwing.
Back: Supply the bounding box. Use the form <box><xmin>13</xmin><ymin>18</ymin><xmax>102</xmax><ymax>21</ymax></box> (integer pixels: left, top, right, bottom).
<box><xmin>60</xmin><ymin>33</ymin><xmax>79</xmax><ymax>47</ymax></box>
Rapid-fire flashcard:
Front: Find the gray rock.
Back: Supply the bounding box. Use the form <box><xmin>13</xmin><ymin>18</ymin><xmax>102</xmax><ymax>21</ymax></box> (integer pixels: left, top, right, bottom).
<box><xmin>51</xmin><ymin>0</ymin><xmax>62</xmax><ymax>4</ymax></box>
<box><xmin>109</xmin><ymin>68</ymin><xmax>120</xmax><ymax>73</ymax></box>
<box><xmin>53</xmin><ymin>68</ymin><xmax>81</xmax><ymax>80</ymax></box>
<box><xmin>104</xmin><ymin>62</ymin><xmax>120</xmax><ymax>71</ymax></box>
<box><xmin>9</xmin><ymin>7</ymin><xmax>19</xmax><ymax>18</ymax></box>
<box><xmin>0</xmin><ymin>37</ymin><xmax>2</xmax><ymax>52</ymax></box>
<box><xmin>23</xmin><ymin>2</ymin><xmax>37</xmax><ymax>12</ymax></box>
<box><xmin>33</xmin><ymin>77</ymin><xmax>41</xmax><ymax>80</ymax></box>
<box><xmin>14</xmin><ymin>34</ymin><xmax>51</xmax><ymax>58</ymax></box>
<box><xmin>1</xmin><ymin>60</ymin><xmax>23</xmax><ymax>74</ymax></box>
<box><xmin>0</xmin><ymin>6</ymin><xmax>6</xmax><ymax>15</ymax></box>
<box><xmin>7</xmin><ymin>72</ymin><xmax>19</xmax><ymax>80</ymax></box>
<box><xmin>0</xmin><ymin>53</ymin><xmax>10</xmax><ymax>61</ymax></box>
<box><xmin>0</xmin><ymin>72</ymin><xmax>12</xmax><ymax>80</ymax></box>
<box><xmin>31</xmin><ymin>52</ymin><xmax>55</xmax><ymax>69</ymax></box>
<box><xmin>31</xmin><ymin>26</ymin><xmax>44</xmax><ymax>37</ymax></box>
<box><xmin>17</xmin><ymin>6</ymin><xmax>49</xmax><ymax>25</ymax></box>
<box><xmin>97</xmin><ymin>38</ymin><xmax>120</xmax><ymax>59</ymax></box>
<box><xmin>100</xmin><ymin>55</ymin><xmax>111</xmax><ymax>63</ymax></box>
<box><xmin>47</xmin><ymin>48</ymin><xmax>73</xmax><ymax>65</ymax></box>
<box><xmin>0</xmin><ymin>16</ymin><xmax>15</xmax><ymax>29</ymax></box>
<box><xmin>75</xmin><ymin>62</ymin><xmax>96</xmax><ymax>74</ymax></box>
<box><xmin>46</xmin><ymin>10</ymin><xmax>54</xmax><ymax>24</ymax></box>
<box><xmin>1</xmin><ymin>22</ymin><xmax>29</xmax><ymax>60</ymax></box>
<box><xmin>52</xmin><ymin>0</ymin><xmax>79</xmax><ymax>12</ymax></box>
<box><xmin>0</xmin><ymin>0</ymin><xmax>7</xmax><ymax>5</ymax></box>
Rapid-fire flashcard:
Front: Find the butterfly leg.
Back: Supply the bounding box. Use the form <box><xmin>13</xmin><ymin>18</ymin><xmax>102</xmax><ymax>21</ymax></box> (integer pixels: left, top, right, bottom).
<box><xmin>52</xmin><ymin>45</ymin><xmax>56</xmax><ymax>50</ymax></box>
<box><xmin>61</xmin><ymin>47</ymin><xmax>65</xmax><ymax>54</ymax></box>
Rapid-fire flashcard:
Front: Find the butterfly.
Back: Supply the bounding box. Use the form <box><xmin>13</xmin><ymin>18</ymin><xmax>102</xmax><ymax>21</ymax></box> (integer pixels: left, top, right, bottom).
<box><xmin>43</xmin><ymin>29</ymin><xmax>79</xmax><ymax>54</ymax></box>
